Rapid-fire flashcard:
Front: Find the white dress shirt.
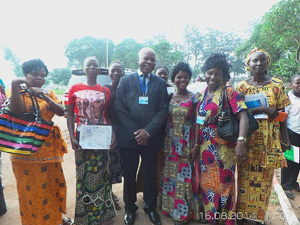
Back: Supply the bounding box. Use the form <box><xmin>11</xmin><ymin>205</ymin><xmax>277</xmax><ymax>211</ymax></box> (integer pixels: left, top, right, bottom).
<box><xmin>285</xmin><ymin>91</ymin><xmax>300</xmax><ymax>134</ymax></box>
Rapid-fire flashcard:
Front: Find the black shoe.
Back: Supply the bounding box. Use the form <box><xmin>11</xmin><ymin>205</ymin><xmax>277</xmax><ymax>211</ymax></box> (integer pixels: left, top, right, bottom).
<box><xmin>285</xmin><ymin>190</ymin><xmax>294</xmax><ymax>200</ymax></box>
<box><xmin>145</xmin><ymin>210</ymin><xmax>161</xmax><ymax>225</ymax></box>
<box><xmin>124</xmin><ymin>212</ymin><xmax>135</xmax><ymax>225</ymax></box>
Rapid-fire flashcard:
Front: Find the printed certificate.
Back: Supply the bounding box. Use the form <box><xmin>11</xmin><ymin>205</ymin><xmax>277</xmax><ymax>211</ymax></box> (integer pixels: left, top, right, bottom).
<box><xmin>79</xmin><ymin>125</ymin><xmax>112</xmax><ymax>149</ymax></box>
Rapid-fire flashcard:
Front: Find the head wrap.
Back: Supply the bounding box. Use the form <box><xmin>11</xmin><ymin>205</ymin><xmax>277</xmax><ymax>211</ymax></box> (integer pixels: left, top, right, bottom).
<box><xmin>245</xmin><ymin>47</ymin><xmax>271</xmax><ymax>71</ymax></box>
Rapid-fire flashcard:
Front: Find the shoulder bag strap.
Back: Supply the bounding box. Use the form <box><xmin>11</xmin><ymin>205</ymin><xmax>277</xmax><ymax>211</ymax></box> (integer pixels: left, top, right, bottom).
<box><xmin>222</xmin><ymin>87</ymin><xmax>235</xmax><ymax>116</ymax></box>
<box><xmin>27</xmin><ymin>92</ymin><xmax>43</xmax><ymax>122</ymax></box>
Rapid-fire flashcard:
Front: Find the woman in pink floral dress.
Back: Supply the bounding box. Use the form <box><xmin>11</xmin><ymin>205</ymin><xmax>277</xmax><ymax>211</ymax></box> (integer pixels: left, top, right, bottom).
<box><xmin>195</xmin><ymin>54</ymin><xmax>249</xmax><ymax>225</ymax></box>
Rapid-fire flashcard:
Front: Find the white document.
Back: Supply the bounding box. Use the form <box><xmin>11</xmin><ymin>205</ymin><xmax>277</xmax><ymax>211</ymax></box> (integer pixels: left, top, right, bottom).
<box><xmin>244</xmin><ymin>93</ymin><xmax>269</xmax><ymax>119</ymax></box>
<box><xmin>167</xmin><ymin>86</ymin><xmax>175</xmax><ymax>95</ymax></box>
<box><xmin>79</xmin><ymin>125</ymin><xmax>112</xmax><ymax>149</ymax></box>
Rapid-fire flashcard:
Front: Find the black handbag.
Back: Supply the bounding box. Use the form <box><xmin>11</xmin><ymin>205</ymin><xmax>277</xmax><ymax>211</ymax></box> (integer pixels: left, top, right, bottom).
<box><xmin>217</xmin><ymin>88</ymin><xmax>259</xmax><ymax>142</ymax></box>
<box><xmin>217</xmin><ymin>88</ymin><xmax>239</xmax><ymax>142</ymax></box>
<box><xmin>245</xmin><ymin>109</ymin><xmax>259</xmax><ymax>136</ymax></box>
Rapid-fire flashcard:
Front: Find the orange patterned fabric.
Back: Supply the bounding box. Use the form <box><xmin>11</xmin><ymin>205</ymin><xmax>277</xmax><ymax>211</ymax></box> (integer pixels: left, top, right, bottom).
<box><xmin>12</xmin><ymin>162</ymin><xmax>66</xmax><ymax>225</ymax></box>
<box><xmin>9</xmin><ymin>90</ymin><xmax>68</xmax><ymax>225</ymax></box>
<box><xmin>236</xmin><ymin>163</ymin><xmax>274</xmax><ymax>222</ymax></box>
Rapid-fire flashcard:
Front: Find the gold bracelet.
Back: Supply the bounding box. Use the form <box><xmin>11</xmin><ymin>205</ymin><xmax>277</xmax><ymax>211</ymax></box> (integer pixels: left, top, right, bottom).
<box><xmin>281</xmin><ymin>141</ymin><xmax>290</xmax><ymax>147</ymax></box>
<box><xmin>194</xmin><ymin>144</ymin><xmax>200</xmax><ymax>148</ymax></box>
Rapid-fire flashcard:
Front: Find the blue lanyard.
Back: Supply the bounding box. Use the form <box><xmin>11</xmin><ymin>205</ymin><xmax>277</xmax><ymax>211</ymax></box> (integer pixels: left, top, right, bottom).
<box><xmin>201</xmin><ymin>91</ymin><xmax>208</xmax><ymax>110</ymax></box>
<box><xmin>138</xmin><ymin>75</ymin><xmax>149</xmax><ymax>95</ymax></box>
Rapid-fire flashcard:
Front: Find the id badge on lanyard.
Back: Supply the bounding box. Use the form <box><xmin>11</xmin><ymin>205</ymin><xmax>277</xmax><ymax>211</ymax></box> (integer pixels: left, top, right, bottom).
<box><xmin>138</xmin><ymin>75</ymin><xmax>149</xmax><ymax>105</ymax></box>
<box><xmin>196</xmin><ymin>116</ymin><xmax>205</xmax><ymax>125</ymax></box>
<box><xmin>139</xmin><ymin>96</ymin><xmax>149</xmax><ymax>104</ymax></box>
<box><xmin>197</xmin><ymin>92</ymin><xmax>208</xmax><ymax>124</ymax></box>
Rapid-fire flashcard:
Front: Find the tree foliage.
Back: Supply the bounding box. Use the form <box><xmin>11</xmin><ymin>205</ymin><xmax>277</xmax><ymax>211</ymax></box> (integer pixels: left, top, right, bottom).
<box><xmin>3</xmin><ymin>46</ymin><xmax>23</xmax><ymax>77</ymax></box>
<box><xmin>183</xmin><ymin>25</ymin><xmax>245</xmax><ymax>78</ymax></box>
<box><xmin>113</xmin><ymin>39</ymin><xmax>143</xmax><ymax>69</ymax></box>
<box><xmin>149</xmin><ymin>37</ymin><xmax>183</xmax><ymax>70</ymax></box>
<box><xmin>48</xmin><ymin>68</ymin><xmax>71</xmax><ymax>86</ymax></box>
<box><xmin>236</xmin><ymin>0</ymin><xmax>300</xmax><ymax>79</ymax></box>
<box><xmin>64</xmin><ymin>36</ymin><xmax>114</xmax><ymax>68</ymax></box>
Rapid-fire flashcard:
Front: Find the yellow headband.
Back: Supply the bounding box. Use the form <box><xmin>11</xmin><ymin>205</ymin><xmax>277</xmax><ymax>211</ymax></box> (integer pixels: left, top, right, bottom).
<box><xmin>245</xmin><ymin>47</ymin><xmax>271</xmax><ymax>71</ymax></box>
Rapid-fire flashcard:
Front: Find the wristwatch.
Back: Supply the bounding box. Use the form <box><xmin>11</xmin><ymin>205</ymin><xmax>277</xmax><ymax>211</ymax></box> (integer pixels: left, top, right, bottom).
<box><xmin>237</xmin><ymin>136</ymin><xmax>247</xmax><ymax>142</ymax></box>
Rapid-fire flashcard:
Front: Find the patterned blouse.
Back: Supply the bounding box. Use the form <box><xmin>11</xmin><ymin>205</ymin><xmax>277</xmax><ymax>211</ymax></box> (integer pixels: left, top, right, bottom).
<box><xmin>236</xmin><ymin>77</ymin><xmax>291</xmax><ymax>168</ymax></box>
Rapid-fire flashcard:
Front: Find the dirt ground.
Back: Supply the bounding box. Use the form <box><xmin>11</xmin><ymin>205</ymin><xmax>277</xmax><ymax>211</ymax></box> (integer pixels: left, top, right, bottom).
<box><xmin>0</xmin><ymin>107</ymin><xmax>299</xmax><ymax>225</ymax></box>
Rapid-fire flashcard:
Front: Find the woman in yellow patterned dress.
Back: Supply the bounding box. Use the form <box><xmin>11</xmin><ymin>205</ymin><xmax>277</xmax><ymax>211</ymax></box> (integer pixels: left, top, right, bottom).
<box><xmin>9</xmin><ymin>59</ymin><xmax>69</xmax><ymax>225</ymax></box>
<box><xmin>236</xmin><ymin>48</ymin><xmax>291</xmax><ymax>225</ymax></box>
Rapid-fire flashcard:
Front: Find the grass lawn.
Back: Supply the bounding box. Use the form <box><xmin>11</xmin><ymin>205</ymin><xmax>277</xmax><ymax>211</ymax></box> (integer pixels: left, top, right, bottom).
<box><xmin>53</xmin><ymin>89</ymin><xmax>65</xmax><ymax>95</ymax></box>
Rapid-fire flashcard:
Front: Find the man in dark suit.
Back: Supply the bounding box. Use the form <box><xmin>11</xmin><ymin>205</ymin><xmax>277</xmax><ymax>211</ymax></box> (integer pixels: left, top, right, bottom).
<box><xmin>116</xmin><ymin>47</ymin><xmax>168</xmax><ymax>225</ymax></box>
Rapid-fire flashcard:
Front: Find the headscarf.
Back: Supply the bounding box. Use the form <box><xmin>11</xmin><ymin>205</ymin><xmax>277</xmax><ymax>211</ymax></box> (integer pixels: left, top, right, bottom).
<box><xmin>245</xmin><ymin>47</ymin><xmax>271</xmax><ymax>71</ymax></box>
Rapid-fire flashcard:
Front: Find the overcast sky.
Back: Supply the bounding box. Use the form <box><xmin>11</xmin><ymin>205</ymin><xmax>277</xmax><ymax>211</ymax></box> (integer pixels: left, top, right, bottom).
<box><xmin>0</xmin><ymin>0</ymin><xmax>279</xmax><ymax>85</ymax></box>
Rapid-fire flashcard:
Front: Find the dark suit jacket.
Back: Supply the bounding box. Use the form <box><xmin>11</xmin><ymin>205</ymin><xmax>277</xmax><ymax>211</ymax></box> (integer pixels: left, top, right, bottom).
<box><xmin>115</xmin><ymin>72</ymin><xmax>169</xmax><ymax>149</ymax></box>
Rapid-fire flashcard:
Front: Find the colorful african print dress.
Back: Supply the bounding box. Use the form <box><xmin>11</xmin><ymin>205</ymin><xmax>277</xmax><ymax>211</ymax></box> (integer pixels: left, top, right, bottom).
<box><xmin>10</xmin><ymin>90</ymin><xmax>68</xmax><ymax>225</ymax></box>
<box><xmin>235</xmin><ymin>78</ymin><xmax>290</xmax><ymax>223</ymax></box>
<box><xmin>197</xmin><ymin>85</ymin><xmax>246</xmax><ymax>225</ymax></box>
<box><xmin>68</xmin><ymin>83</ymin><xmax>116</xmax><ymax>225</ymax></box>
<box><xmin>161</xmin><ymin>94</ymin><xmax>201</xmax><ymax>223</ymax></box>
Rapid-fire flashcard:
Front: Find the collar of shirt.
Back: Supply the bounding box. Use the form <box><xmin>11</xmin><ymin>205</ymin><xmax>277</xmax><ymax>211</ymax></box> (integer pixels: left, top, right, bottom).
<box><xmin>137</xmin><ymin>69</ymin><xmax>151</xmax><ymax>78</ymax></box>
<box><xmin>286</xmin><ymin>91</ymin><xmax>300</xmax><ymax>134</ymax></box>
<box><xmin>288</xmin><ymin>91</ymin><xmax>299</xmax><ymax>101</ymax></box>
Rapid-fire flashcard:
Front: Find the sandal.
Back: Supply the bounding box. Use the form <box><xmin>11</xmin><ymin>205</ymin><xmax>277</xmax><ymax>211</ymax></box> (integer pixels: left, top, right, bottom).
<box><xmin>114</xmin><ymin>200</ymin><xmax>121</xmax><ymax>210</ymax></box>
<box><xmin>112</xmin><ymin>196</ymin><xmax>121</xmax><ymax>210</ymax></box>
<box><xmin>112</xmin><ymin>193</ymin><xmax>119</xmax><ymax>201</ymax></box>
<box><xmin>62</xmin><ymin>217</ymin><xmax>73</xmax><ymax>225</ymax></box>
<box><xmin>111</xmin><ymin>192</ymin><xmax>121</xmax><ymax>210</ymax></box>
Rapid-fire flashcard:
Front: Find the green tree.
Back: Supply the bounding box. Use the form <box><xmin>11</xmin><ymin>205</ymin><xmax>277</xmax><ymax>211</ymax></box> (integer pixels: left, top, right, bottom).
<box><xmin>65</xmin><ymin>36</ymin><xmax>114</xmax><ymax>68</ymax></box>
<box><xmin>236</xmin><ymin>0</ymin><xmax>300</xmax><ymax>79</ymax></box>
<box><xmin>183</xmin><ymin>25</ymin><xmax>245</xmax><ymax>78</ymax></box>
<box><xmin>113</xmin><ymin>39</ymin><xmax>143</xmax><ymax>69</ymax></box>
<box><xmin>3</xmin><ymin>46</ymin><xmax>23</xmax><ymax>77</ymax></box>
<box><xmin>183</xmin><ymin>24</ymin><xmax>204</xmax><ymax>73</ymax></box>
<box><xmin>143</xmin><ymin>36</ymin><xmax>183</xmax><ymax>72</ymax></box>
<box><xmin>48</xmin><ymin>68</ymin><xmax>71</xmax><ymax>87</ymax></box>
<box><xmin>151</xmin><ymin>40</ymin><xmax>183</xmax><ymax>68</ymax></box>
